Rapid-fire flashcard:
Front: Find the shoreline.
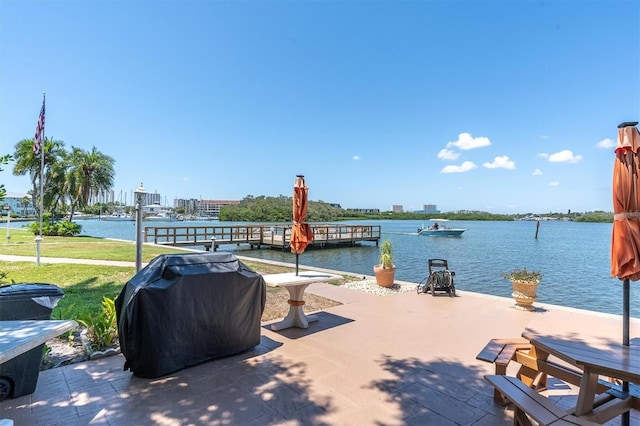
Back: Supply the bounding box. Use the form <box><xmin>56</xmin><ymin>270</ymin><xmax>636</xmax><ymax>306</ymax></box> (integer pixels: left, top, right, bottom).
<box><xmin>1</xmin><ymin>249</ymin><xmax>636</xmax><ymax>321</ymax></box>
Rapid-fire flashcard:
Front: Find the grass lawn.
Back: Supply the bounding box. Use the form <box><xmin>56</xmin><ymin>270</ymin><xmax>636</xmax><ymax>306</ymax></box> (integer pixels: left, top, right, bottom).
<box><xmin>1</xmin><ymin>261</ymin><xmax>134</xmax><ymax>319</ymax></box>
<box><xmin>2</xmin><ymin>228</ymin><xmax>187</xmax><ymax>262</ymax></box>
<box><xmin>0</xmin><ymin>229</ymin><xmax>299</xmax><ymax>319</ymax></box>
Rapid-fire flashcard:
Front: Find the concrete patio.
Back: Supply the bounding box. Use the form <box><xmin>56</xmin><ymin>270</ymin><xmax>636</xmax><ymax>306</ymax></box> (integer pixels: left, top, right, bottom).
<box><xmin>1</xmin><ymin>276</ymin><xmax>639</xmax><ymax>425</ymax></box>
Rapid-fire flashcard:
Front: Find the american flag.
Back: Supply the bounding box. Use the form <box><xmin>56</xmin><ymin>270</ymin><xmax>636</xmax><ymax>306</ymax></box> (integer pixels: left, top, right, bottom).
<box><xmin>33</xmin><ymin>97</ymin><xmax>45</xmax><ymax>155</ymax></box>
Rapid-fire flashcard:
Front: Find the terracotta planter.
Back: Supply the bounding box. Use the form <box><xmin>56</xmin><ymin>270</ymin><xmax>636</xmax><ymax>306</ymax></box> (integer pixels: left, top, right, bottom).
<box><xmin>373</xmin><ymin>264</ymin><xmax>396</xmax><ymax>288</ymax></box>
<box><xmin>510</xmin><ymin>280</ymin><xmax>539</xmax><ymax>311</ymax></box>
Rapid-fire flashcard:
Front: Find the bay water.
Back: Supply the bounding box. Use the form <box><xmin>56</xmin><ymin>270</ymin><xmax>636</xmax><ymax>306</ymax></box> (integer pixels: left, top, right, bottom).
<box><xmin>52</xmin><ymin>218</ymin><xmax>637</xmax><ymax>319</ymax></box>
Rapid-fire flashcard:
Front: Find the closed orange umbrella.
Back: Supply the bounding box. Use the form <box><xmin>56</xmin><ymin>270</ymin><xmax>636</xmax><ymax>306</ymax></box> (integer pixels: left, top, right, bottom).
<box><xmin>610</xmin><ymin>122</ymin><xmax>639</xmax><ymax>426</ymax></box>
<box><xmin>290</xmin><ymin>175</ymin><xmax>313</xmax><ymax>275</ymax></box>
<box><xmin>611</xmin><ymin>122</ymin><xmax>640</xmax><ymax>335</ymax></box>
<box><xmin>611</xmin><ymin>123</ymin><xmax>640</xmax><ymax>283</ymax></box>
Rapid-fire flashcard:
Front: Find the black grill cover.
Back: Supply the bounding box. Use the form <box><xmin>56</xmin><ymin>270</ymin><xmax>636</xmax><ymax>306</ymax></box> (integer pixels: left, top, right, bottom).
<box><xmin>115</xmin><ymin>252</ymin><xmax>266</xmax><ymax>378</ymax></box>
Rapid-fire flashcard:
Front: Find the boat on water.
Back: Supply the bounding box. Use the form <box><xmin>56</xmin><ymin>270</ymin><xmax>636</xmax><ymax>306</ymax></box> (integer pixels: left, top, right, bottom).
<box><xmin>144</xmin><ymin>210</ymin><xmax>174</xmax><ymax>222</ymax></box>
<box><xmin>417</xmin><ymin>219</ymin><xmax>467</xmax><ymax>236</ymax></box>
<box><xmin>102</xmin><ymin>211</ymin><xmax>133</xmax><ymax>221</ymax></box>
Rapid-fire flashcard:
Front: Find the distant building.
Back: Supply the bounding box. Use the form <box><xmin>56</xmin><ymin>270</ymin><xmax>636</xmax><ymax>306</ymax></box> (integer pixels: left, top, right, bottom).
<box><xmin>346</xmin><ymin>208</ymin><xmax>380</xmax><ymax>214</ymax></box>
<box><xmin>88</xmin><ymin>189</ymin><xmax>115</xmax><ymax>205</ymax></box>
<box><xmin>198</xmin><ymin>200</ymin><xmax>240</xmax><ymax>218</ymax></box>
<box><xmin>392</xmin><ymin>205</ymin><xmax>403</xmax><ymax>213</ymax></box>
<box><xmin>2</xmin><ymin>192</ymin><xmax>35</xmax><ymax>216</ymax></box>
<box><xmin>174</xmin><ymin>198</ymin><xmax>200</xmax><ymax>215</ymax></box>
<box><xmin>413</xmin><ymin>204</ymin><xmax>441</xmax><ymax>214</ymax></box>
<box><xmin>142</xmin><ymin>192</ymin><xmax>161</xmax><ymax>206</ymax></box>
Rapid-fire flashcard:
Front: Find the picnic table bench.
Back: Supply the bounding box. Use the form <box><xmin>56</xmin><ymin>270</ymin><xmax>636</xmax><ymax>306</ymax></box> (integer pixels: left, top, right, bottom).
<box><xmin>480</xmin><ymin>332</ymin><xmax>640</xmax><ymax>425</ymax></box>
<box><xmin>477</xmin><ymin>338</ymin><xmax>532</xmax><ymax>404</ymax></box>
<box><xmin>485</xmin><ymin>375</ymin><xmax>597</xmax><ymax>425</ymax></box>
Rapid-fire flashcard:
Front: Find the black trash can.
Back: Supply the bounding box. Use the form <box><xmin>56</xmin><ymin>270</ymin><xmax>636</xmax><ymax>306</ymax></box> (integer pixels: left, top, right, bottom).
<box><xmin>0</xmin><ymin>283</ymin><xmax>65</xmax><ymax>400</ymax></box>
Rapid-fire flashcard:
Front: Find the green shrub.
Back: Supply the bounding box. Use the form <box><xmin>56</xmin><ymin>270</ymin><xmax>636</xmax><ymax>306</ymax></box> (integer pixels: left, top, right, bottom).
<box><xmin>502</xmin><ymin>267</ymin><xmax>542</xmax><ymax>283</ymax></box>
<box><xmin>28</xmin><ymin>217</ymin><xmax>82</xmax><ymax>236</ymax></box>
<box><xmin>56</xmin><ymin>220</ymin><xmax>82</xmax><ymax>236</ymax></box>
<box><xmin>42</xmin><ymin>344</ymin><xmax>52</xmax><ymax>365</ymax></box>
<box><xmin>77</xmin><ymin>297</ymin><xmax>118</xmax><ymax>352</ymax></box>
<box><xmin>379</xmin><ymin>239</ymin><xmax>394</xmax><ymax>269</ymax></box>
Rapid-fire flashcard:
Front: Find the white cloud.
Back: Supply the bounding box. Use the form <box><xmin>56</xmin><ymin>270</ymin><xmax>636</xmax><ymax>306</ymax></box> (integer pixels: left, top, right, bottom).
<box><xmin>549</xmin><ymin>181</ymin><xmax>560</xmax><ymax>186</ymax></box>
<box><xmin>483</xmin><ymin>155</ymin><xmax>515</xmax><ymax>170</ymax></box>
<box><xmin>446</xmin><ymin>132</ymin><xmax>491</xmax><ymax>150</ymax></box>
<box><xmin>182</xmin><ymin>177</ymin><xmax>190</xmax><ymax>181</ymax></box>
<box><xmin>532</xmin><ymin>169</ymin><xmax>543</xmax><ymax>176</ymax></box>
<box><xmin>540</xmin><ymin>135</ymin><xmax>551</xmax><ymax>140</ymax></box>
<box><xmin>539</xmin><ymin>150</ymin><xmax>583</xmax><ymax>163</ymax></box>
<box><xmin>441</xmin><ymin>161</ymin><xmax>477</xmax><ymax>173</ymax></box>
<box><xmin>353</xmin><ymin>155</ymin><xmax>361</xmax><ymax>161</ymax></box>
<box><xmin>437</xmin><ymin>149</ymin><xmax>459</xmax><ymax>160</ymax></box>
<box><xmin>597</xmin><ymin>138</ymin><xmax>615</xmax><ymax>149</ymax></box>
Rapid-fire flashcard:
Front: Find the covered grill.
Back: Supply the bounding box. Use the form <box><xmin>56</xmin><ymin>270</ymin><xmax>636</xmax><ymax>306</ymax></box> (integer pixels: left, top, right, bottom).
<box><xmin>115</xmin><ymin>252</ymin><xmax>265</xmax><ymax>378</ymax></box>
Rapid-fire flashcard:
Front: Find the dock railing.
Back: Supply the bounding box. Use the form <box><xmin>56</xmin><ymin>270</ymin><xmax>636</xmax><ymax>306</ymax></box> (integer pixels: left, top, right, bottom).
<box><xmin>144</xmin><ymin>224</ymin><xmax>381</xmax><ymax>251</ymax></box>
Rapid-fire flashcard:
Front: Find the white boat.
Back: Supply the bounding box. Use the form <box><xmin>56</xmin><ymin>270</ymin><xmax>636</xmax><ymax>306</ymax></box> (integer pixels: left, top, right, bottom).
<box><xmin>417</xmin><ymin>219</ymin><xmax>467</xmax><ymax>237</ymax></box>
<box><xmin>71</xmin><ymin>213</ymin><xmax>99</xmax><ymax>220</ymax></box>
<box><xmin>102</xmin><ymin>211</ymin><xmax>133</xmax><ymax>221</ymax></box>
<box><xmin>144</xmin><ymin>210</ymin><xmax>174</xmax><ymax>221</ymax></box>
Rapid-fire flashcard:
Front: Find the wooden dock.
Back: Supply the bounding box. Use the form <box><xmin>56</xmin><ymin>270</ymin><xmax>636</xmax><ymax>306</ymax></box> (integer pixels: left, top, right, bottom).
<box><xmin>144</xmin><ymin>224</ymin><xmax>381</xmax><ymax>251</ymax></box>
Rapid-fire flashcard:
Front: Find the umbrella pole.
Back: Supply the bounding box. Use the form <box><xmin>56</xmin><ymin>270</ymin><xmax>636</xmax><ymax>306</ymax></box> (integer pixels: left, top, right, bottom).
<box><xmin>623</xmin><ymin>278</ymin><xmax>630</xmax><ymax>346</ymax></box>
<box><xmin>622</xmin><ymin>278</ymin><xmax>630</xmax><ymax>426</ymax></box>
<box><xmin>296</xmin><ymin>253</ymin><xmax>299</xmax><ymax>276</ymax></box>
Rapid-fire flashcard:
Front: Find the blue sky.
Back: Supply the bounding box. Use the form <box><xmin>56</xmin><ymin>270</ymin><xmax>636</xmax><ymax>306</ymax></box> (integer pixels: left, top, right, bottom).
<box><xmin>1</xmin><ymin>0</ymin><xmax>639</xmax><ymax>214</ymax></box>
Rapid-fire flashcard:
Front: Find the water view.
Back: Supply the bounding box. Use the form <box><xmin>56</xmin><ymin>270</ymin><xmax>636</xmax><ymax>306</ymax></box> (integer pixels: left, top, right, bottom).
<box><xmin>18</xmin><ymin>218</ymin><xmax>636</xmax><ymax>319</ymax></box>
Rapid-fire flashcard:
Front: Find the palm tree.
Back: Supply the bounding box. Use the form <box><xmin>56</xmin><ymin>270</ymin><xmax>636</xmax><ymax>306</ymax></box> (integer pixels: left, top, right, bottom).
<box><xmin>67</xmin><ymin>146</ymin><xmax>115</xmax><ymax>220</ymax></box>
<box><xmin>47</xmin><ymin>151</ymin><xmax>72</xmax><ymax>218</ymax></box>
<box><xmin>12</xmin><ymin>137</ymin><xmax>65</xmax><ymax>216</ymax></box>
<box><xmin>21</xmin><ymin>196</ymin><xmax>31</xmax><ymax>217</ymax></box>
<box><xmin>0</xmin><ymin>153</ymin><xmax>11</xmax><ymax>201</ymax></box>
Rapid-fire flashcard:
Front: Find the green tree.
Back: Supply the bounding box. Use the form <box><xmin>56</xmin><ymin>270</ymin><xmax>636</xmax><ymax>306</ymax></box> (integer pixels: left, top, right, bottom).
<box><xmin>12</xmin><ymin>137</ymin><xmax>65</xmax><ymax>216</ymax></box>
<box><xmin>20</xmin><ymin>196</ymin><xmax>31</xmax><ymax>216</ymax></box>
<box><xmin>220</xmin><ymin>195</ymin><xmax>347</xmax><ymax>222</ymax></box>
<box><xmin>0</xmin><ymin>153</ymin><xmax>12</xmax><ymax>201</ymax></box>
<box><xmin>0</xmin><ymin>153</ymin><xmax>12</xmax><ymax>282</ymax></box>
<box><xmin>46</xmin><ymin>150</ymin><xmax>72</xmax><ymax>218</ymax></box>
<box><xmin>66</xmin><ymin>146</ymin><xmax>115</xmax><ymax>220</ymax></box>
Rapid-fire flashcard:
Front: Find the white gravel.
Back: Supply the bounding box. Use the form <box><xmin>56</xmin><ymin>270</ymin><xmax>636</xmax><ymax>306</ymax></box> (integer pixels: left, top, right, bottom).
<box><xmin>341</xmin><ymin>279</ymin><xmax>417</xmax><ymax>296</ymax></box>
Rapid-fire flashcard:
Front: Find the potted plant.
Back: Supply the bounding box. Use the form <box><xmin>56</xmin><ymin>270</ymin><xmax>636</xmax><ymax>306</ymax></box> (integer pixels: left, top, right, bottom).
<box><xmin>373</xmin><ymin>239</ymin><xmax>396</xmax><ymax>287</ymax></box>
<box><xmin>502</xmin><ymin>267</ymin><xmax>542</xmax><ymax>311</ymax></box>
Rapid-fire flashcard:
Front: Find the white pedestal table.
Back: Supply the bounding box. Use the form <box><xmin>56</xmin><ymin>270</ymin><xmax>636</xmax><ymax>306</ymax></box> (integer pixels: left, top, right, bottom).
<box><xmin>263</xmin><ymin>272</ymin><xmax>340</xmax><ymax>331</ymax></box>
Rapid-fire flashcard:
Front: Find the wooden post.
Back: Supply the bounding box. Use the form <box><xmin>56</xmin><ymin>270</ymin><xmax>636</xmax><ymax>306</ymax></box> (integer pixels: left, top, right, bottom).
<box><xmin>535</xmin><ymin>221</ymin><xmax>540</xmax><ymax>239</ymax></box>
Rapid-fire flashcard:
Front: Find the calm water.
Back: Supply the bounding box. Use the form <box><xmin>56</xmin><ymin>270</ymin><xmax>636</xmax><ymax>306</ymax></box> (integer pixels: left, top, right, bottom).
<box><xmin>38</xmin><ymin>218</ymin><xmax>638</xmax><ymax>319</ymax></box>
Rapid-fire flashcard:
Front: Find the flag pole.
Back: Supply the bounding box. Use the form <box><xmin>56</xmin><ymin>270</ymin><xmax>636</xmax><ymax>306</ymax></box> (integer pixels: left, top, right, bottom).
<box><xmin>35</xmin><ymin>93</ymin><xmax>45</xmax><ymax>266</ymax></box>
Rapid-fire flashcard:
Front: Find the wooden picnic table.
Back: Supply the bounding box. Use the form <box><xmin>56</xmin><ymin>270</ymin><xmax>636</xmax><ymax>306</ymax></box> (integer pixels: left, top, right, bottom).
<box><xmin>521</xmin><ymin>329</ymin><xmax>640</xmax><ymax>423</ymax></box>
<box><xmin>0</xmin><ymin>320</ymin><xmax>78</xmax><ymax>364</ymax></box>
<box><xmin>262</xmin><ymin>272</ymin><xmax>340</xmax><ymax>331</ymax></box>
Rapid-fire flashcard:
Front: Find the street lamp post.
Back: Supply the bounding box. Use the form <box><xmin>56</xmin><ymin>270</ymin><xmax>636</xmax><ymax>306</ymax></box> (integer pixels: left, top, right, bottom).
<box><xmin>134</xmin><ymin>183</ymin><xmax>147</xmax><ymax>272</ymax></box>
<box><xmin>4</xmin><ymin>206</ymin><xmax>10</xmax><ymax>243</ymax></box>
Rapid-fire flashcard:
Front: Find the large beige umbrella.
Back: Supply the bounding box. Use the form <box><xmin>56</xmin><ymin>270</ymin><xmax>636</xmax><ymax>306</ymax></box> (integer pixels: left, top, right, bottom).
<box><xmin>610</xmin><ymin>121</ymin><xmax>639</xmax><ymax>426</ymax></box>
<box><xmin>290</xmin><ymin>175</ymin><xmax>313</xmax><ymax>275</ymax></box>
